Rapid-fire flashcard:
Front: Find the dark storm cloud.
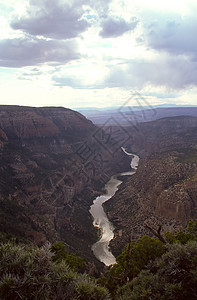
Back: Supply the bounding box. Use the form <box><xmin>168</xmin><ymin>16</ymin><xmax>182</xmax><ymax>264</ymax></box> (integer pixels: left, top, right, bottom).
<box><xmin>11</xmin><ymin>0</ymin><xmax>90</xmax><ymax>39</ymax></box>
<box><xmin>99</xmin><ymin>17</ymin><xmax>138</xmax><ymax>38</ymax></box>
<box><xmin>0</xmin><ymin>38</ymin><xmax>80</xmax><ymax>67</ymax></box>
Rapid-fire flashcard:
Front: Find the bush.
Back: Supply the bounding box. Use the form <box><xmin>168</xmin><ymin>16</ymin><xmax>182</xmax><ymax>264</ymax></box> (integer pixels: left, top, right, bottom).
<box><xmin>101</xmin><ymin>236</ymin><xmax>165</xmax><ymax>294</ymax></box>
<box><xmin>117</xmin><ymin>241</ymin><xmax>197</xmax><ymax>300</ymax></box>
<box><xmin>165</xmin><ymin>219</ymin><xmax>197</xmax><ymax>245</ymax></box>
<box><xmin>0</xmin><ymin>241</ymin><xmax>110</xmax><ymax>300</ymax></box>
<box><xmin>51</xmin><ymin>241</ymin><xmax>84</xmax><ymax>272</ymax></box>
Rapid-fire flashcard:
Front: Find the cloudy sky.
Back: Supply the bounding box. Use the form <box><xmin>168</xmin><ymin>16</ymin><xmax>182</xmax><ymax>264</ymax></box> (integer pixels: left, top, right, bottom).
<box><xmin>0</xmin><ymin>0</ymin><xmax>197</xmax><ymax>108</ymax></box>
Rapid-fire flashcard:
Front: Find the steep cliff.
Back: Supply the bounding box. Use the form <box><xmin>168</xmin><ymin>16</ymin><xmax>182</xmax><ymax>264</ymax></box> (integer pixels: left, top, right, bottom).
<box><xmin>105</xmin><ymin>116</ymin><xmax>197</xmax><ymax>255</ymax></box>
<box><xmin>0</xmin><ymin>105</ymin><xmax>130</xmax><ymax>262</ymax></box>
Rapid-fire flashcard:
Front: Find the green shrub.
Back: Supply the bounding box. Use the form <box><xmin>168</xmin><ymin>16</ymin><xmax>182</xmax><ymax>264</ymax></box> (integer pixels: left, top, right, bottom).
<box><xmin>51</xmin><ymin>241</ymin><xmax>84</xmax><ymax>272</ymax></box>
<box><xmin>76</xmin><ymin>276</ymin><xmax>110</xmax><ymax>300</ymax></box>
<box><xmin>117</xmin><ymin>241</ymin><xmax>197</xmax><ymax>300</ymax></box>
<box><xmin>165</xmin><ymin>219</ymin><xmax>197</xmax><ymax>245</ymax></box>
<box><xmin>101</xmin><ymin>236</ymin><xmax>165</xmax><ymax>295</ymax></box>
<box><xmin>0</xmin><ymin>241</ymin><xmax>109</xmax><ymax>300</ymax></box>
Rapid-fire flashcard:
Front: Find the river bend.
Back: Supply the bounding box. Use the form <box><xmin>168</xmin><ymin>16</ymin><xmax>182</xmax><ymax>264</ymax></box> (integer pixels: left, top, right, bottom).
<box><xmin>89</xmin><ymin>148</ymin><xmax>139</xmax><ymax>266</ymax></box>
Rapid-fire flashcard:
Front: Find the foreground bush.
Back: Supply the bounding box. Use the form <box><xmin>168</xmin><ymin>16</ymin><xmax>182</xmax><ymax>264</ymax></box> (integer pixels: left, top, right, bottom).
<box><xmin>51</xmin><ymin>241</ymin><xmax>84</xmax><ymax>272</ymax></box>
<box><xmin>100</xmin><ymin>236</ymin><xmax>165</xmax><ymax>295</ymax></box>
<box><xmin>0</xmin><ymin>241</ymin><xmax>110</xmax><ymax>300</ymax></box>
<box><xmin>116</xmin><ymin>241</ymin><xmax>197</xmax><ymax>300</ymax></box>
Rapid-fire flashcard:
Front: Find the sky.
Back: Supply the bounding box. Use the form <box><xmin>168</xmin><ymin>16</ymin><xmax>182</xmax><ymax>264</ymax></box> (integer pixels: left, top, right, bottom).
<box><xmin>0</xmin><ymin>0</ymin><xmax>197</xmax><ymax>109</ymax></box>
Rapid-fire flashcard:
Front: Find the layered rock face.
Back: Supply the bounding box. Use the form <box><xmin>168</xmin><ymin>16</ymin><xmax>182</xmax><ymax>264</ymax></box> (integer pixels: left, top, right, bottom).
<box><xmin>105</xmin><ymin>116</ymin><xmax>197</xmax><ymax>255</ymax></box>
<box><xmin>0</xmin><ymin>105</ymin><xmax>130</xmax><ymax>261</ymax></box>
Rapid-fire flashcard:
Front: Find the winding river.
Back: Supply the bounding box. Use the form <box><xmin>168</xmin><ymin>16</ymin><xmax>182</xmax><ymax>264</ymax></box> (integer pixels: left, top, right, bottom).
<box><xmin>89</xmin><ymin>148</ymin><xmax>140</xmax><ymax>266</ymax></box>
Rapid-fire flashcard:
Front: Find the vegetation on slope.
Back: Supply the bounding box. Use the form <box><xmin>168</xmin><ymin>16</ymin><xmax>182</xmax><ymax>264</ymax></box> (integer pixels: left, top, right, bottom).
<box><xmin>0</xmin><ymin>241</ymin><xmax>110</xmax><ymax>300</ymax></box>
<box><xmin>101</xmin><ymin>219</ymin><xmax>197</xmax><ymax>299</ymax></box>
<box><xmin>0</xmin><ymin>220</ymin><xmax>197</xmax><ymax>299</ymax></box>
<box><xmin>116</xmin><ymin>241</ymin><xmax>197</xmax><ymax>300</ymax></box>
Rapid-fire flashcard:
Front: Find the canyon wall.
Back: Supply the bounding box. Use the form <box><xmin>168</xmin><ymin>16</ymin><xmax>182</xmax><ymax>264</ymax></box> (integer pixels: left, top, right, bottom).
<box><xmin>105</xmin><ymin>116</ymin><xmax>197</xmax><ymax>255</ymax></box>
<box><xmin>0</xmin><ymin>105</ymin><xmax>130</xmax><ymax>262</ymax></box>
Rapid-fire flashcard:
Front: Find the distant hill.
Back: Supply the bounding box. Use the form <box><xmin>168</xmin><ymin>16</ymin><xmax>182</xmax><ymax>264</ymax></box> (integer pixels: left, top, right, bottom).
<box><xmin>77</xmin><ymin>106</ymin><xmax>197</xmax><ymax>126</ymax></box>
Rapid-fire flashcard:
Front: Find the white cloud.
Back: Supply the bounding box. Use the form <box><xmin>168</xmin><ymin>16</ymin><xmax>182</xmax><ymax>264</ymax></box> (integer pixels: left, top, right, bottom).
<box><xmin>105</xmin><ymin>53</ymin><xmax>197</xmax><ymax>90</ymax></box>
<box><xmin>0</xmin><ymin>0</ymin><xmax>197</xmax><ymax>107</ymax></box>
<box><xmin>0</xmin><ymin>37</ymin><xmax>80</xmax><ymax>67</ymax></box>
<box><xmin>139</xmin><ymin>8</ymin><xmax>197</xmax><ymax>59</ymax></box>
<box><xmin>11</xmin><ymin>0</ymin><xmax>90</xmax><ymax>39</ymax></box>
<box><xmin>99</xmin><ymin>16</ymin><xmax>138</xmax><ymax>38</ymax></box>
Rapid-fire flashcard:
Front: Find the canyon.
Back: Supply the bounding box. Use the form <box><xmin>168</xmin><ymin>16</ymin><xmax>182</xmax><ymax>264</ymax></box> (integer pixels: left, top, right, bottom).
<box><xmin>0</xmin><ymin>105</ymin><xmax>197</xmax><ymax>266</ymax></box>
<box><xmin>0</xmin><ymin>105</ymin><xmax>129</xmax><ymax>264</ymax></box>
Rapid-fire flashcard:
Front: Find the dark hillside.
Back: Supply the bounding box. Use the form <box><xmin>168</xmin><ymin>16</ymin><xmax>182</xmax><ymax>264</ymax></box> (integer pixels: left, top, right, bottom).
<box><xmin>0</xmin><ymin>105</ymin><xmax>129</xmax><ymax>263</ymax></box>
<box><xmin>104</xmin><ymin>116</ymin><xmax>197</xmax><ymax>255</ymax></box>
